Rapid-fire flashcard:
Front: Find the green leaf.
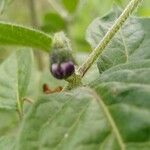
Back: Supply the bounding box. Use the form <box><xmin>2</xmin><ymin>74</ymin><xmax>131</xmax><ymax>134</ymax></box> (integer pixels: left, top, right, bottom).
<box><xmin>15</xmin><ymin>78</ymin><xmax>150</xmax><ymax>150</ymax></box>
<box><xmin>137</xmin><ymin>0</ymin><xmax>150</xmax><ymax>16</ymax></box>
<box><xmin>41</xmin><ymin>12</ymin><xmax>66</xmax><ymax>33</ymax></box>
<box><xmin>0</xmin><ymin>49</ymin><xmax>33</xmax><ymax>139</ymax></box>
<box><xmin>0</xmin><ymin>22</ymin><xmax>52</xmax><ymax>52</ymax></box>
<box><xmin>0</xmin><ymin>136</ymin><xmax>15</xmax><ymax>150</ymax></box>
<box><xmin>0</xmin><ymin>109</ymin><xmax>18</xmax><ymax>137</ymax></box>
<box><xmin>89</xmin><ymin>59</ymin><xmax>150</xmax><ymax>149</ymax></box>
<box><xmin>0</xmin><ymin>49</ymin><xmax>33</xmax><ymax>110</ymax></box>
<box><xmin>15</xmin><ymin>88</ymin><xmax>111</xmax><ymax>150</ymax></box>
<box><xmin>61</xmin><ymin>0</ymin><xmax>79</xmax><ymax>13</ymax></box>
<box><xmin>86</xmin><ymin>9</ymin><xmax>150</xmax><ymax>73</ymax></box>
<box><xmin>15</xmin><ymin>8</ymin><xmax>150</xmax><ymax>150</ymax></box>
<box><xmin>15</xmin><ymin>61</ymin><xmax>150</xmax><ymax>149</ymax></box>
<box><xmin>114</xmin><ymin>0</ymin><xmax>150</xmax><ymax>16</ymax></box>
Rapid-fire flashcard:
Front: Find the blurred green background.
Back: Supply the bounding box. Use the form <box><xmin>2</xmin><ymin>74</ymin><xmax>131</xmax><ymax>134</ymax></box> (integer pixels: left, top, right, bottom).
<box><xmin>0</xmin><ymin>0</ymin><xmax>150</xmax><ymax>64</ymax></box>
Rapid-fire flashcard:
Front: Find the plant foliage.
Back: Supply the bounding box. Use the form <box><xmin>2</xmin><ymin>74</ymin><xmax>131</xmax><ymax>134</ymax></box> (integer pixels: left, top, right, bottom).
<box><xmin>0</xmin><ymin>1</ymin><xmax>150</xmax><ymax>150</ymax></box>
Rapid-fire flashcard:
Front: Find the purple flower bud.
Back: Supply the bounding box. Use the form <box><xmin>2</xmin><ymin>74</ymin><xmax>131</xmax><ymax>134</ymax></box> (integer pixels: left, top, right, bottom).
<box><xmin>50</xmin><ymin>61</ymin><xmax>75</xmax><ymax>79</ymax></box>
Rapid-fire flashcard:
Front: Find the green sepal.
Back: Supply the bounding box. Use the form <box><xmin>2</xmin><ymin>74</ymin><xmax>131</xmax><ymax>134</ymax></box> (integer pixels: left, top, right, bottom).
<box><xmin>50</xmin><ymin>32</ymin><xmax>75</xmax><ymax>65</ymax></box>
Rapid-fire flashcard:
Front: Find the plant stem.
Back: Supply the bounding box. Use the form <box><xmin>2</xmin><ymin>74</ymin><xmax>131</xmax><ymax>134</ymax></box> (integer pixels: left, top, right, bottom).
<box><xmin>23</xmin><ymin>97</ymin><xmax>33</xmax><ymax>104</ymax></box>
<box><xmin>62</xmin><ymin>72</ymin><xmax>82</xmax><ymax>91</ymax></box>
<box><xmin>77</xmin><ymin>0</ymin><xmax>143</xmax><ymax>77</ymax></box>
<box><xmin>16</xmin><ymin>94</ymin><xmax>23</xmax><ymax>120</ymax></box>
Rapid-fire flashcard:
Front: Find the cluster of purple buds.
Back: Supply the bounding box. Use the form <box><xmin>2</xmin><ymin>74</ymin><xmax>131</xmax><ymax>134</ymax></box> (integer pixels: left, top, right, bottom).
<box><xmin>50</xmin><ymin>61</ymin><xmax>75</xmax><ymax>79</ymax></box>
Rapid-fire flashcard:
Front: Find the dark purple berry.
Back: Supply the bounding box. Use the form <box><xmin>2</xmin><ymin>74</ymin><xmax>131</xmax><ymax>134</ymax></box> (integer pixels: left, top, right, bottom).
<box><xmin>51</xmin><ymin>63</ymin><xmax>64</xmax><ymax>79</ymax></box>
<box><xmin>50</xmin><ymin>61</ymin><xmax>75</xmax><ymax>79</ymax></box>
<box><xmin>61</xmin><ymin>61</ymin><xmax>75</xmax><ymax>78</ymax></box>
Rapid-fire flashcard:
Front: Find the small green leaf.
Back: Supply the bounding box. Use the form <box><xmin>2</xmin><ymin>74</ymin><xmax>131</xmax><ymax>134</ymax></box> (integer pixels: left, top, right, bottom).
<box><xmin>0</xmin><ymin>49</ymin><xmax>33</xmax><ymax>139</ymax></box>
<box><xmin>61</xmin><ymin>0</ymin><xmax>79</xmax><ymax>13</ymax></box>
<box><xmin>0</xmin><ymin>22</ymin><xmax>52</xmax><ymax>52</ymax></box>
<box><xmin>0</xmin><ymin>49</ymin><xmax>33</xmax><ymax>110</ymax></box>
<box><xmin>41</xmin><ymin>12</ymin><xmax>66</xmax><ymax>33</ymax></box>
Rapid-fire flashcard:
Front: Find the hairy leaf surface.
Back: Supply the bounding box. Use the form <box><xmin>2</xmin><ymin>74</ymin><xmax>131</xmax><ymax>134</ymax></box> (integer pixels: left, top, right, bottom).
<box><xmin>0</xmin><ymin>136</ymin><xmax>15</xmax><ymax>150</ymax></box>
<box><xmin>86</xmin><ymin>9</ymin><xmax>149</xmax><ymax>73</ymax></box>
<box><xmin>15</xmin><ymin>9</ymin><xmax>150</xmax><ymax>150</ymax></box>
<box><xmin>0</xmin><ymin>49</ymin><xmax>33</xmax><ymax>148</ymax></box>
<box><xmin>0</xmin><ymin>22</ymin><xmax>51</xmax><ymax>52</ymax></box>
<box><xmin>0</xmin><ymin>49</ymin><xmax>33</xmax><ymax>110</ymax></box>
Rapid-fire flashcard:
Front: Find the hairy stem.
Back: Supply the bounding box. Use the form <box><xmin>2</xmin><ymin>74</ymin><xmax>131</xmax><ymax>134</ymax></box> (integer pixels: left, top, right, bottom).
<box><xmin>63</xmin><ymin>0</ymin><xmax>143</xmax><ymax>90</ymax></box>
<box><xmin>77</xmin><ymin>0</ymin><xmax>143</xmax><ymax>77</ymax></box>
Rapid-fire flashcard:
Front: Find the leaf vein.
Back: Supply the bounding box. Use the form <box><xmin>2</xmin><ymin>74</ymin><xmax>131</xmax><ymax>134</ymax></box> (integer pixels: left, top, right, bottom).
<box><xmin>86</xmin><ymin>87</ymin><xmax>126</xmax><ymax>150</ymax></box>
